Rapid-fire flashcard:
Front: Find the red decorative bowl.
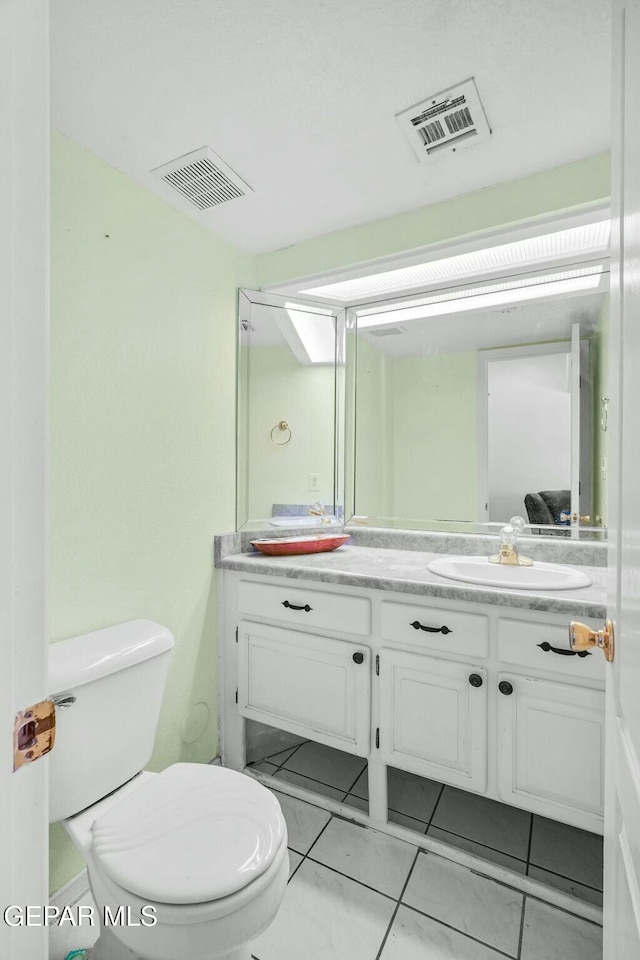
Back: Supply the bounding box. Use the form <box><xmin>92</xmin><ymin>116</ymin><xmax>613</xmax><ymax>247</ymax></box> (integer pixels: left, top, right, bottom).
<box><xmin>250</xmin><ymin>534</ymin><xmax>351</xmax><ymax>556</ymax></box>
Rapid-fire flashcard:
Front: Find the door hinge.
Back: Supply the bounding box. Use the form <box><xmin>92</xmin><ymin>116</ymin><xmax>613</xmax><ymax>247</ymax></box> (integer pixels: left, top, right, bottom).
<box><xmin>375</xmin><ymin>727</ymin><xmax>380</xmax><ymax>749</ymax></box>
<box><xmin>375</xmin><ymin>654</ymin><xmax>380</xmax><ymax>676</ymax></box>
<box><xmin>235</xmin><ymin>626</ymin><xmax>238</xmax><ymax>643</ymax></box>
<box><xmin>235</xmin><ymin>689</ymin><xmax>238</xmax><ymax>704</ymax></box>
<box><xmin>13</xmin><ymin>699</ymin><xmax>56</xmax><ymax>772</ymax></box>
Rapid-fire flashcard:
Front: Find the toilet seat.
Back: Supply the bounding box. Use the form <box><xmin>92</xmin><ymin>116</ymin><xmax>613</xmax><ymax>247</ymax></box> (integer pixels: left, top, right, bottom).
<box><xmin>91</xmin><ymin>763</ymin><xmax>286</xmax><ymax>904</ymax></box>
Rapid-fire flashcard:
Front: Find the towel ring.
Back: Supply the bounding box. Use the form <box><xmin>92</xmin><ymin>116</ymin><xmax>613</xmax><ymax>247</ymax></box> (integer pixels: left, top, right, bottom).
<box><xmin>270</xmin><ymin>420</ymin><xmax>292</xmax><ymax>445</ymax></box>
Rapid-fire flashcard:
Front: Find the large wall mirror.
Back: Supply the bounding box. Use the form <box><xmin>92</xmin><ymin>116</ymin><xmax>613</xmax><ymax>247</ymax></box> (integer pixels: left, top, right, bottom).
<box><xmin>236</xmin><ymin>289</ymin><xmax>345</xmax><ymax>530</ymax></box>
<box><xmin>349</xmin><ymin>273</ymin><xmax>609</xmax><ymax>537</ymax></box>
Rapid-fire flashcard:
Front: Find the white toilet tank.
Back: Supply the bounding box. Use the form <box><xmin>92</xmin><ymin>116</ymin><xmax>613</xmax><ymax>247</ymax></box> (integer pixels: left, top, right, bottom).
<box><xmin>48</xmin><ymin>620</ymin><xmax>174</xmax><ymax>823</ymax></box>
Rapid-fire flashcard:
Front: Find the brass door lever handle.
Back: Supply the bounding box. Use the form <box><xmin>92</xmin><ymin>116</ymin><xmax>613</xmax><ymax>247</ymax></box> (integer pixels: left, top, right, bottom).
<box><xmin>569</xmin><ymin>620</ymin><xmax>615</xmax><ymax>662</ymax></box>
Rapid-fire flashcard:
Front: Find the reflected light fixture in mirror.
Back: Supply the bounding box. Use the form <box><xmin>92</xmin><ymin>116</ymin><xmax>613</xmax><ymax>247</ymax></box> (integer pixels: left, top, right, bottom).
<box><xmin>357</xmin><ymin>266</ymin><xmax>605</xmax><ymax>328</ymax></box>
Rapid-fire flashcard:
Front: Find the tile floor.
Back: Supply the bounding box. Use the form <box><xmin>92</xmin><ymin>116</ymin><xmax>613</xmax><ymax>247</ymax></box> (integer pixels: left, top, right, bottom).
<box><xmin>249</xmin><ymin>739</ymin><xmax>605</xmax><ymax>907</ymax></box>
<box><xmin>49</xmin><ymin>743</ymin><xmax>604</xmax><ymax>960</ymax></box>
<box><xmin>251</xmin><ymin>786</ymin><xmax>603</xmax><ymax>960</ymax></box>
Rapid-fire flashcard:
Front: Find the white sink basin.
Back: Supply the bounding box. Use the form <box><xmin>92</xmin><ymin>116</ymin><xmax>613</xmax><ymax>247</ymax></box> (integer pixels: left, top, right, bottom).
<box><xmin>428</xmin><ymin>556</ymin><xmax>592</xmax><ymax>591</ymax></box>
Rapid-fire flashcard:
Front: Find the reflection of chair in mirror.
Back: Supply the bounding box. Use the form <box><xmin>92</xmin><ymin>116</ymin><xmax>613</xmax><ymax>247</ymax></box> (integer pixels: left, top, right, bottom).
<box><xmin>524</xmin><ymin>490</ymin><xmax>571</xmax><ymax>535</ymax></box>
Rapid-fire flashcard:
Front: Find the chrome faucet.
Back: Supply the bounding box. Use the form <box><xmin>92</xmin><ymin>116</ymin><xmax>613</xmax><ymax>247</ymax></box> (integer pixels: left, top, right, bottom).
<box><xmin>489</xmin><ymin>516</ymin><xmax>533</xmax><ymax>567</ymax></box>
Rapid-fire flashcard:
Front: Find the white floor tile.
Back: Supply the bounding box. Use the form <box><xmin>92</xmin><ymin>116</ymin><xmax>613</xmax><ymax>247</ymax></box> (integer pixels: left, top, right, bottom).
<box><xmin>431</xmin><ymin>786</ymin><xmax>531</xmax><ymax>860</ymax></box>
<box><xmin>309</xmin><ymin>817</ymin><xmax>417</xmax><ymax>898</ymax></box>
<box><xmin>48</xmin><ymin>894</ymin><xmax>99</xmax><ymax>960</ymax></box>
<box><xmin>520</xmin><ymin>898</ymin><xmax>602</xmax><ymax>960</ymax></box>
<box><xmin>529</xmin><ymin>816</ymin><xmax>603</xmax><ymax>890</ymax></box>
<box><xmin>288</xmin><ymin>850</ymin><xmax>304</xmax><ymax>878</ymax></box>
<box><xmin>528</xmin><ymin>865</ymin><xmax>603</xmax><ymax>906</ymax></box>
<box><xmin>388</xmin><ymin>768</ymin><xmax>442</xmax><ymax>823</ymax></box>
<box><xmin>266</xmin><ymin>744</ymin><xmax>303</xmax><ymax>766</ymax></box>
<box><xmin>402</xmin><ymin>852</ymin><xmax>523</xmax><ymax>957</ymax></box>
<box><xmin>343</xmin><ymin>793</ymin><xmax>368</xmax><ymax>814</ymax></box>
<box><xmin>350</xmin><ymin>767</ymin><xmax>441</xmax><ymax>824</ymax></box>
<box><xmin>248</xmin><ymin>760</ymin><xmax>279</xmax><ymax>775</ymax></box>
<box><xmin>272</xmin><ymin>767</ymin><xmax>345</xmax><ymax>801</ymax></box>
<box><xmin>427</xmin><ymin>826</ymin><xmax>527</xmax><ymax>874</ymax></box>
<box><xmin>252</xmin><ymin>858</ymin><xmax>395</xmax><ymax>960</ymax></box>
<box><xmin>380</xmin><ymin>905</ymin><xmax>508</xmax><ymax>960</ymax></box>
<box><xmin>272</xmin><ymin>791</ymin><xmax>331</xmax><ymax>854</ymax></box>
<box><xmin>281</xmin><ymin>740</ymin><xmax>366</xmax><ymax>791</ymax></box>
<box><xmin>389</xmin><ymin>809</ymin><xmax>428</xmax><ymax>834</ymax></box>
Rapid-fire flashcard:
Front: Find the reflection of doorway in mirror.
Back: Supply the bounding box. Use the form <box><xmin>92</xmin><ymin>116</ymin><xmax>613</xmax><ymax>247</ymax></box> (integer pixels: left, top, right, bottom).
<box><xmin>484</xmin><ymin>346</ymin><xmax>573</xmax><ymax>526</ymax></box>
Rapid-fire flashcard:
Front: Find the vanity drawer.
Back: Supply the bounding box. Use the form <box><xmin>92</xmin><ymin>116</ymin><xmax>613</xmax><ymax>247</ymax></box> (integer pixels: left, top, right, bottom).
<box><xmin>380</xmin><ymin>600</ymin><xmax>488</xmax><ymax>658</ymax></box>
<box><xmin>237</xmin><ymin>579</ymin><xmax>371</xmax><ymax>636</ymax></box>
<box><xmin>498</xmin><ymin>618</ymin><xmax>606</xmax><ymax>682</ymax></box>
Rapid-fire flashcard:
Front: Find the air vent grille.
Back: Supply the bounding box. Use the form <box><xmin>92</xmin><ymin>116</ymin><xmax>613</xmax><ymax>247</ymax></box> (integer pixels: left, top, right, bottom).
<box><xmin>367</xmin><ymin>326</ymin><xmax>406</xmax><ymax>337</ymax></box>
<box><xmin>151</xmin><ymin>147</ymin><xmax>252</xmax><ymax>211</ymax></box>
<box><xmin>396</xmin><ymin>78</ymin><xmax>490</xmax><ymax>163</ymax></box>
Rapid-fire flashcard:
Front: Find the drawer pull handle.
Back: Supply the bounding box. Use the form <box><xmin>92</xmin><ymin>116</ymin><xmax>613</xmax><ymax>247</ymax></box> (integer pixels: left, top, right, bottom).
<box><xmin>538</xmin><ymin>641</ymin><xmax>591</xmax><ymax>658</ymax></box>
<box><xmin>282</xmin><ymin>601</ymin><xmax>312</xmax><ymax>612</ymax></box>
<box><xmin>352</xmin><ymin>652</ymin><xmax>365</xmax><ymax>664</ymax></box>
<box><xmin>499</xmin><ymin>680</ymin><xmax>514</xmax><ymax>696</ymax></box>
<box><xmin>410</xmin><ymin>621</ymin><xmax>452</xmax><ymax>635</ymax></box>
<box><xmin>469</xmin><ymin>673</ymin><xmax>483</xmax><ymax>688</ymax></box>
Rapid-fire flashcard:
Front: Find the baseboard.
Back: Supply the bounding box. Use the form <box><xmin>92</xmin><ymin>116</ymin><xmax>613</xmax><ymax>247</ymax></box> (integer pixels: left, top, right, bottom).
<box><xmin>49</xmin><ymin>869</ymin><xmax>90</xmax><ymax>918</ymax></box>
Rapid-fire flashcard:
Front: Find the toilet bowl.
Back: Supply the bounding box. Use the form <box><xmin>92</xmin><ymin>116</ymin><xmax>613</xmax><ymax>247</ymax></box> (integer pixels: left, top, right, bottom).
<box><xmin>49</xmin><ymin>622</ymin><xmax>288</xmax><ymax>960</ymax></box>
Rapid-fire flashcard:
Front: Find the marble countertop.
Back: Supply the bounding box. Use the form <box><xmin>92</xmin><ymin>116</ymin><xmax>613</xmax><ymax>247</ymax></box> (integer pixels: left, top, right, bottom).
<box><xmin>218</xmin><ymin>544</ymin><xmax>607</xmax><ymax>618</ymax></box>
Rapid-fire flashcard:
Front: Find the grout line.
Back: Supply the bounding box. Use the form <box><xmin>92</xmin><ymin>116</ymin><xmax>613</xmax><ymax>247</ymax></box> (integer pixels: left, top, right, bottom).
<box><xmin>526</xmin><ymin>861</ymin><xmax>603</xmax><ymax>894</ymax></box>
<box><xmin>523</xmin><ymin>889</ymin><xmax>604</xmax><ymax>927</ymax></box>
<box><xmin>264</xmin><ymin>740</ymin><xmax>308</xmax><ymax>772</ymax></box>
<box><xmin>399</xmin><ymin>902</ymin><xmax>519</xmax><ymax>960</ymax></box>
<box><xmin>423</xmin><ymin>822</ymin><xmax>528</xmax><ymax>864</ymax></box>
<box><xmin>374</xmin><ymin>848</ymin><xmax>421</xmax><ymax>960</ymax></box>
<box><xmin>525</xmin><ymin>814</ymin><xmax>534</xmax><ymax>870</ymax></box>
<box><xmin>425</xmin><ymin>783</ymin><xmax>446</xmax><ymax>829</ymax></box>
<box><xmin>516</xmin><ymin>895</ymin><xmax>527</xmax><ymax>960</ymax></box>
<box><xmin>304</xmin><ymin>855</ymin><xmax>399</xmax><ymax>903</ymax></box>
<box><xmin>300</xmin><ymin>811</ymin><xmax>335</xmax><ymax>862</ymax></box>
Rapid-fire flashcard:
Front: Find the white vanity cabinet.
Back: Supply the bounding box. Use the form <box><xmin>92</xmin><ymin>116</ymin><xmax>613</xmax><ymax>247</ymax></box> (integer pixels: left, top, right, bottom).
<box><xmin>220</xmin><ymin>570</ymin><xmax>605</xmax><ymax>836</ymax></box>
<box><xmin>238</xmin><ymin>620</ymin><xmax>371</xmax><ymax>756</ymax></box>
<box><xmin>496</xmin><ymin>673</ymin><xmax>604</xmax><ymax>832</ymax></box>
<box><xmin>378</xmin><ymin>650</ymin><xmax>488</xmax><ymax>791</ymax></box>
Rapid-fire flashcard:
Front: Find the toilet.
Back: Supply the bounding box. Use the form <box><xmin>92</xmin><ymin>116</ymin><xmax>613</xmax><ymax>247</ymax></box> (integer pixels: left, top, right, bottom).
<box><xmin>49</xmin><ymin>620</ymin><xmax>288</xmax><ymax>960</ymax></box>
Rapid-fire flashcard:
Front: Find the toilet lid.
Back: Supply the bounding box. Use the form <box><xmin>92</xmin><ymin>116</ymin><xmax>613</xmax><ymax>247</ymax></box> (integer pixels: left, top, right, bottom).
<box><xmin>91</xmin><ymin>763</ymin><xmax>286</xmax><ymax>904</ymax></box>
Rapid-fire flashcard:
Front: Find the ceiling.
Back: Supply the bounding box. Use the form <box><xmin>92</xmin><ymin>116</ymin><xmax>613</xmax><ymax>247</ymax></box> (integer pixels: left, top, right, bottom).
<box><xmin>359</xmin><ymin>292</ymin><xmax>606</xmax><ymax>359</ymax></box>
<box><xmin>51</xmin><ymin>0</ymin><xmax>612</xmax><ymax>255</ymax></box>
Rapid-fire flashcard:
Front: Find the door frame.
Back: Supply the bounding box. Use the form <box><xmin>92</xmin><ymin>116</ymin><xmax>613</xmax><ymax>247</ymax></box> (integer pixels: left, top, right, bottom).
<box><xmin>0</xmin><ymin>1</ymin><xmax>50</xmax><ymax>957</ymax></box>
<box><xmin>476</xmin><ymin>340</ymin><xmax>573</xmax><ymax>525</ymax></box>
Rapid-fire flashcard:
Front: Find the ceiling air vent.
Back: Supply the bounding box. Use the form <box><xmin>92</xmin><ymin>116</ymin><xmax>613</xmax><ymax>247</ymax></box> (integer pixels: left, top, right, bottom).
<box><xmin>367</xmin><ymin>326</ymin><xmax>406</xmax><ymax>337</ymax></box>
<box><xmin>151</xmin><ymin>147</ymin><xmax>253</xmax><ymax>211</ymax></box>
<box><xmin>396</xmin><ymin>78</ymin><xmax>491</xmax><ymax>163</ymax></box>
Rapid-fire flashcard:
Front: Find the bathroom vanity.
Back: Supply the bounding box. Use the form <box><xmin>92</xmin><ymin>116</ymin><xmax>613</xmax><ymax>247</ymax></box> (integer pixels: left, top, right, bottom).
<box><xmin>216</xmin><ymin>536</ymin><xmax>607</xmax><ymax>838</ymax></box>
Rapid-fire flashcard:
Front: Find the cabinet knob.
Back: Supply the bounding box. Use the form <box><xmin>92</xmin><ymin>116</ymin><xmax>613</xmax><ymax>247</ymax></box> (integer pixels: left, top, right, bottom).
<box><xmin>352</xmin><ymin>652</ymin><xmax>365</xmax><ymax>664</ymax></box>
<box><xmin>498</xmin><ymin>680</ymin><xmax>514</xmax><ymax>696</ymax></box>
<box><xmin>468</xmin><ymin>673</ymin><xmax>483</xmax><ymax>688</ymax></box>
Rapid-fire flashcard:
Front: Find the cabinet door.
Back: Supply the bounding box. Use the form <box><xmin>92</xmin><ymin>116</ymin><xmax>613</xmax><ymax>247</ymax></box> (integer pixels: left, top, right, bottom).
<box><xmin>497</xmin><ymin>673</ymin><xmax>604</xmax><ymax>833</ymax></box>
<box><xmin>378</xmin><ymin>649</ymin><xmax>487</xmax><ymax>792</ymax></box>
<box><xmin>238</xmin><ymin>621</ymin><xmax>371</xmax><ymax>756</ymax></box>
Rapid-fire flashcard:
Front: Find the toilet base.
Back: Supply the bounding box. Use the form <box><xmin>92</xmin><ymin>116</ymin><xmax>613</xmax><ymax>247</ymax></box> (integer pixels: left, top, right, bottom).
<box><xmin>89</xmin><ymin>926</ymin><xmax>252</xmax><ymax>960</ymax></box>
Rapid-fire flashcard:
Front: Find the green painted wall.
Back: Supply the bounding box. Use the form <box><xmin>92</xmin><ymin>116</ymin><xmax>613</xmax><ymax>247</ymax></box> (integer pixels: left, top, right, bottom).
<box><xmin>242</xmin><ymin>345</ymin><xmax>336</xmax><ymax>523</ymax></box>
<box><xmin>389</xmin><ymin>352</ymin><xmax>478</xmax><ymax>522</ymax></box>
<box><xmin>354</xmin><ymin>338</ymin><xmax>392</xmax><ymax>518</ymax></box>
<box><xmin>49</xmin><ymin>132</ymin><xmax>255</xmax><ymax>893</ymax></box>
<box><xmin>354</xmin><ymin>346</ymin><xmax>477</xmax><ymax>523</ymax></box>
<box><xmin>255</xmin><ymin>154</ymin><xmax>610</xmax><ymax>287</ymax></box>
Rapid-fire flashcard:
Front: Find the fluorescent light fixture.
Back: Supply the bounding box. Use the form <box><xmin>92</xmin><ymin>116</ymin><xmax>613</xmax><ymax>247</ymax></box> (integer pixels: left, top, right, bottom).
<box><xmin>273</xmin><ymin>304</ymin><xmax>336</xmax><ymax>364</ymax></box>
<box><xmin>357</xmin><ymin>267</ymin><xmax>605</xmax><ymax>328</ymax></box>
<box><xmin>301</xmin><ymin>220</ymin><xmax>610</xmax><ymax>301</ymax></box>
